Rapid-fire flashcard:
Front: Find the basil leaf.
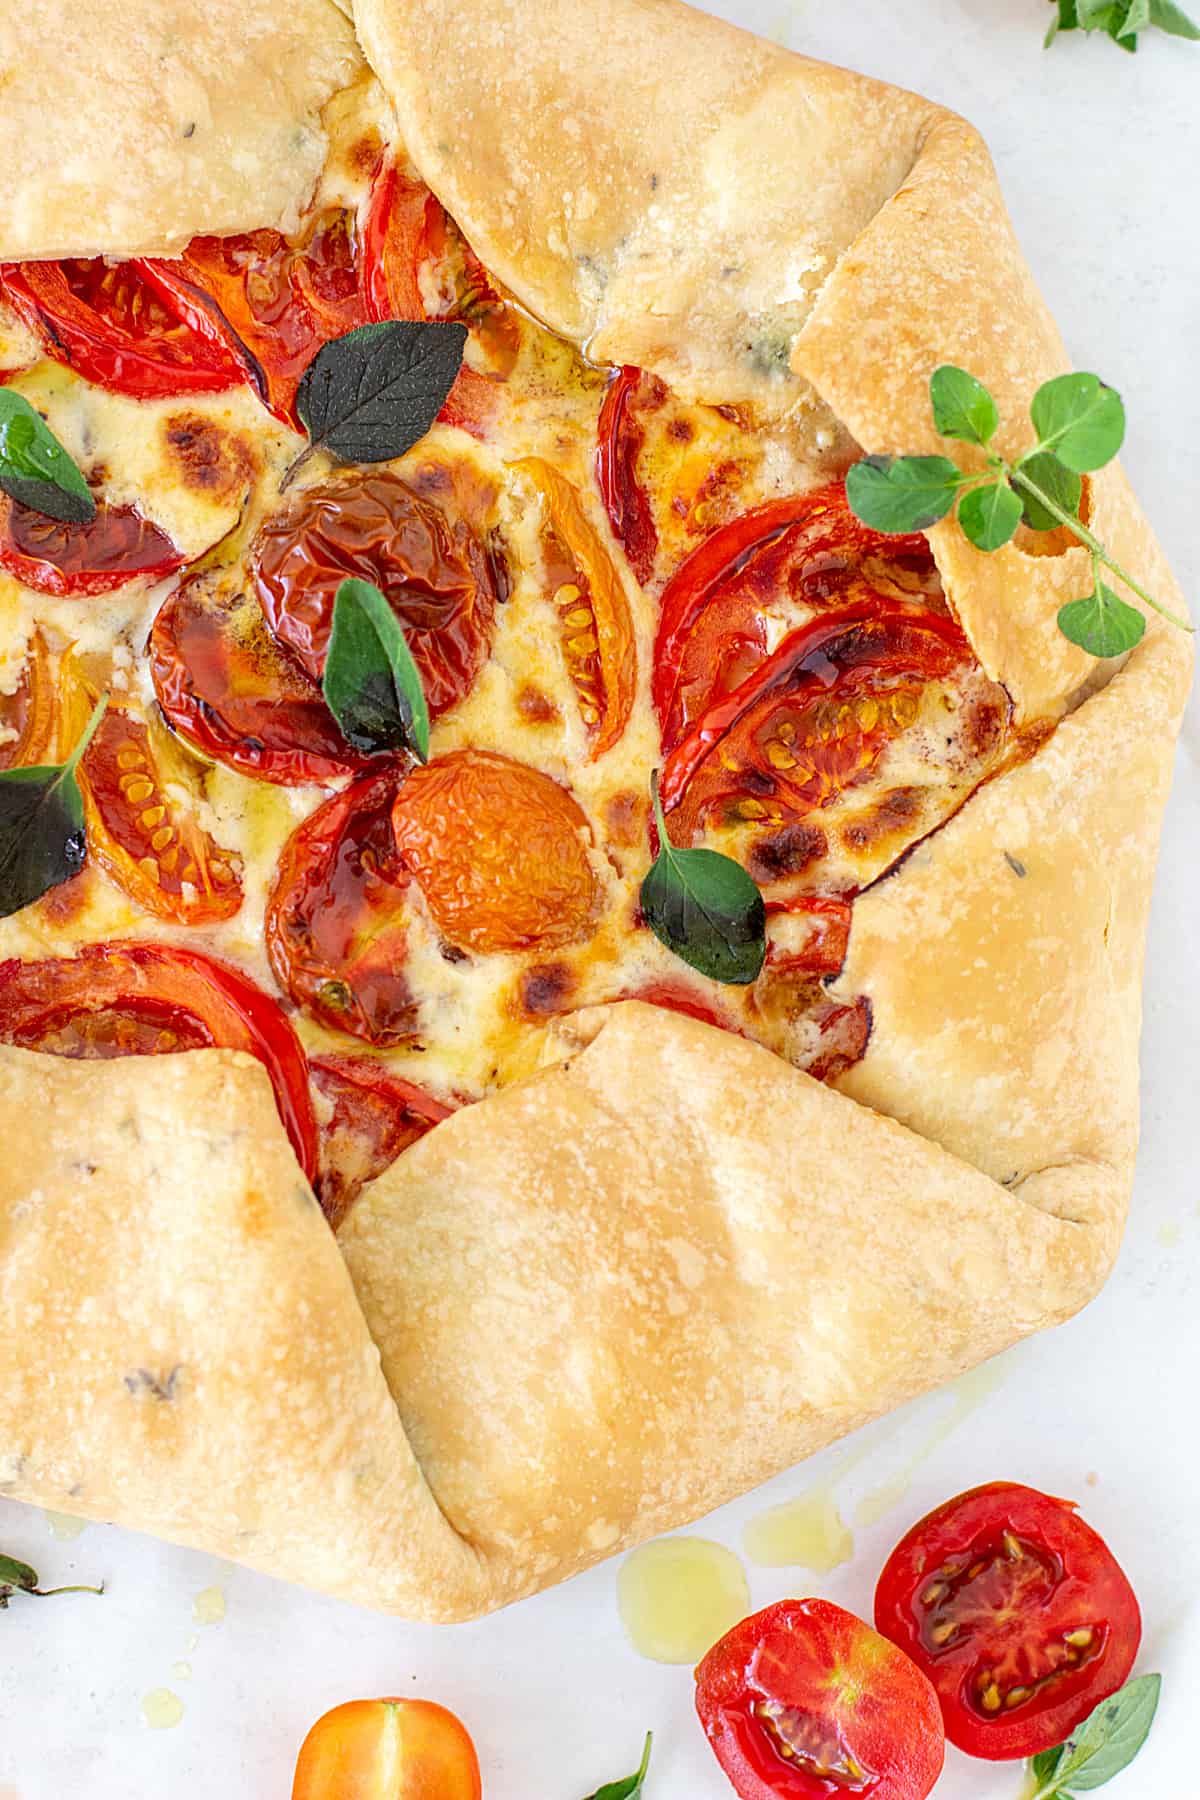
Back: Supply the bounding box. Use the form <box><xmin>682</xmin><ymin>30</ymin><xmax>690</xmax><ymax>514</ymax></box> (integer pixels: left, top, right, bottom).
<box><xmin>0</xmin><ymin>694</ymin><xmax>106</xmax><ymax>919</ymax></box>
<box><xmin>845</xmin><ymin>455</ymin><xmax>962</xmax><ymax>534</ymax></box>
<box><xmin>1151</xmin><ymin>0</ymin><xmax>1200</xmax><ymax>34</ymax></box>
<box><xmin>642</xmin><ymin>776</ymin><xmax>765</xmax><ymax>985</ymax></box>
<box><xmin>1123</xmin><ymin>0</ymin><xmax>1154</xmax><ymax>27</ymax></box>
<box><xmin>957</xmin><ymin>480</ymin><xmax>1023</xmax><ymax>552</ymax></box>
<box><xmin>322</xmin><ymin>577</ymin><xmax>430</xmax><ymax>760</ymax></box>
<box><xmin>1031</xmin><ymin>1745</ymin><xmax>1065</xmax><ymax>1787</ymax></box>
<box><xmin>0</xmin><ymin>1554</ymin><xmax>39</xmax><ymax>1593</ymax></box>
<box><xmin>1045</xmin><ymin>1673</ymin><xmax>1162</xmax><ymax>1792</ymax></box>
<box><xmin>1014</xmin><ymin>452</ymin><xmax>1083</xmax><ymax>532</ymax></box>
<box><xmin>1058</xmin><ymin>582</ymin><xmax>1145</xmax><ymax>657</ymax></box>
<box><xmin>0</xmin><ymin>391</ymin><xmax>95</xmax><ymax>525</ymax></box>
<box><xmin>930</xmin><ymin>365</ymin><xmax>1000</xmax><ymax>446</ymax></box>
<box><xmin>296</xmin><ymin>320</ymin><xmax>467</xmax><ymax>466</ymax></box>
<box><xmin>582</xmin><ymin>1732</ymin><xmax>653</xmax><ymax>1800</ymax></box>
<box><xmin>1031</xmin><ymin>374</ymin><xmax>1125</xmax><ymax>473</ymax></box>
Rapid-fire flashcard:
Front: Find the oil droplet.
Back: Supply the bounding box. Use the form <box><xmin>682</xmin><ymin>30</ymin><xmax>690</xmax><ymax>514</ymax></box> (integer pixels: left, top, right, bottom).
<box><xmin>43</xmin><ymin>1510</ymin><xmax>87</xmax><ymax>1541</ymax></box>
<box><xmin>744</xmin><ymin>1487</ymin><xmax>853</xmax><ymax>1572</ymax></box>
<box><xmin>172</xmin><ymin>1661</ymin><xmax>192</xmax><ymax>1681</ymax></box>
<box><xmin>192</xmin><ymin>1585</ymin><xmax>225</xmax><ymax>1625</ymax></box>
<box><xmin>141</xmin><ymin>1689</ymin><xmax>185</xmax><ymax>1730</ymax></box>
<box><xmin>617</xmin><ymin>1537</ymin><xmax>749</xmax><ymax>1664</ymax></box>
<box><xmin>1157</xmin><ymin>1220</ymin><xmax>1181</xmax><ymax>1249</ymax></box>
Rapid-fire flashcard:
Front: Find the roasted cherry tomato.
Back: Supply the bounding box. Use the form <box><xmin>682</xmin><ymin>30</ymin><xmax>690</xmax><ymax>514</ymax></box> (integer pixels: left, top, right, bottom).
<box><xmin>0</xmin><ymin>629</ymin><xmax>55</xmax><ymax>770</ymax></box>
<box><xmin>391</xmin><ymin>749</ymin><xmax>598</xmax><ymax>954</ymax></box>
<box><xmin>0</xmin><ymin>492</ymin><xmax>183</xmax><ymax>597</ymax></box>
<box><xmin>626</xmin><ymin>979</ymin><xmax>734</xmax><ymax>1032</ymax></box>
<box><xmin>596</xmin><ymin>364</ymin><xmax>664</xmax><ymax>585</ymax></box>
<box><xmin>0</xmin><ymin>942</ymin><xmax>317</xmax><ymax>1181</ymax></box>
<box><xmin>310</xmin><ymin>1054</ymin><xmax>452</xmax><ymax>1229</ymax></box>
<box><xmin>291</xmin><ymin>1698</ymin><xmax>481</xmax><ymax>1800</ymax></box>
<box><xmin>266</xmin><ymin>768</ymin><xmax>418</xmax><ymax>1047</ymax></box>
<box><xmin>149</xmin><ymin>575</ymin><xmax>364</xmax><ymax>786</ymax></box>
<box><xmin>763</xmin><ymin>898</ymin><xmax>854</xmax><ymax>979</ymax></box>
<box><xmin>517</xmin><ymin>457</ymin><xmax>637</xmax><ymax>757</ymax></box>
<box><xmin>874</xmin><ymin>1482</ymin><xmax>1142</xmax><ymax>1761</ymax></box>
<box><xmin>695</xmin><ymin>1598</ymin><xmax>944</xmax><ymax>1800</ymax></box>
<box><xmin>251</xmin><ymin>469</ymin><xmax>499</xmax><ymax>717</ymax></box>
<box><xmin>0</xmin><ymin>258</ymin><xmax>246</xmax><ymax>397</ymax></box>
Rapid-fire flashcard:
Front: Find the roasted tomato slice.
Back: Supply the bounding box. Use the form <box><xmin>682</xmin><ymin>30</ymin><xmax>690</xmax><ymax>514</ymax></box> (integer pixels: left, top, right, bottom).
<box><xmin>0</xmin><ymin>942</ymin><xmax>317</xmax><ymax>1180</ymax></box>
<box><xmin>391</xmin><ymin>749</ymin><xmax>598</xmax><ymax>954</ymax></box>
<box><xmin>0</xmin><ymin>258</ymin><xmax>246</xmax><ymax>397</ymax></box>
<box><xmin>0</xmin><ymin>491</ymin><xmax>183</xmax><ymax>597</ymax></box>
<box><xmin>149</xmin><ymin>574</ymin><xmax>364</xmax><ymax>786</ymax></box>
<box><xmin>251</xmin><ymin>468</ymin><xmax>500</xmax><ymax>718</ymax></box>
<box><xmin>291</xmin><ymin>1698</ymin><xmax>481</xmax><ymax>1800</ymax></box>
<box><xmin>517</xmin><ymin>457</ymin><xmax>637</xmax><ymax>757</ymax></box>
<box><xmin>0</xmin><ymin>629</ymin><xmax>55</xmax><ymax>770</ymax></box>
<box><xmin>695</xmin><ymin>1598</ymin><xmax>944</xmax><ymax>1800</ymax></box>
<box><xmin>626</xmin><ymin>979</ymin><xmax>735</xmax><ymax>1032</ymax></box>
<box><xmin>310</xmin><ymin>1054</ymin><xmax>452</xmax><ymax>1229</ymax></box>
<box><xmin>266</xmin><ymin>768</ymin><xmax>418</xmax><ymax>1047</ymax></box>
<box><xmin>654</xmin><ymin>485</ymin><xmax>937</xmax><ymax>753</ymax></box>
<box><xmin>874</xmin><ymin>1482</ymin><xmax>1142</xmax><ymax>1761</ymax></box>
<box><xmin>596</xmin><ymin>365</ymin><xmax>662</xmax><ymax>586</ymax></box>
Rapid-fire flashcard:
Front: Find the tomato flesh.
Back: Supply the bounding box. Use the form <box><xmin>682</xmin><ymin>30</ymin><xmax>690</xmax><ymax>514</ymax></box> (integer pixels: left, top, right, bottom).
<box><xmin>310</xmin><ymin>1054</ymin><xmax>452</xmax><ymax>1229</ymax></box>
<box><xmin>291</xmin><ymin>1698</ymin><xmax>481</xmax><ymax>1800</ymax></box>
<box><xmin>0</xmin><ymin>492</ymin><xmax>183</xmax><ymax>597</ymax></box>
<box><xmin>596</xmin><ymin>364</ymin><xmax>663</xmax><ymax>584</ymax></box>
<box><xmin>0</xmin><ymin>629</ymin><xmax>55</xmax><ymax>770</ymax></box>
<box><xmin>874</xmin><ymin>1482</ymin><xmax>1142</xmax><ymax>1760</ymax></box>
<box><xmin>696</xmin><ymin>1598</ymin><xmax>944</xmax><ymax>1800</ymax></box>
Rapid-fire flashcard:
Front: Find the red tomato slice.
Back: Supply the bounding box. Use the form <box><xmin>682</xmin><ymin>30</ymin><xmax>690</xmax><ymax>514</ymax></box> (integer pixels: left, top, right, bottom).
<box><xmin>0</xmin><ymin>628</ymin><xmax>55</xmax><ymax>770</ymax></box>
<box><xmin>874</xmin><ymin>1482</ymin><xmax>1142</xmax><ymax>1760</ymax></box>
<box><xmin>695</xmin><ymin>1598</ymin><xmax>944</xmax><ymax>1800</ymax></box>
<box><xmin>596</xmin><ymin>364</ymin><xmax>664</xmax><ymax>585</ymax></box>
<box><xmin>0</xmin><ymin>258</ymin><xmax>246</xmax><ymax>398</ymax></box>
<box><xmin>0</xmin><ymin>492</ymin><xmax>183</xmax><ymax>597</ymax></box>
<box><xmin>310</xmin><ymin>1054</ymin><xmax>452</xmax><ymax>1230</ymax></box>
<box><xmin>291</xmin><ymin>1698</ymin><xmax>481</xmax><ymax>1800</ymax></box>
<box><xmin>0</xmin><ymin>942</ymin><xmax>317</xmax><ymax>1181</ymax></box>
<box><xmin>266</xmin><ymin>768</ymin><xmax>418</xmax><ymax>1047</ymax></box>
<box><xmin>626</xmin><ymin>978</ymin><xmax>734</xmax><ymax>1031</ymax></box>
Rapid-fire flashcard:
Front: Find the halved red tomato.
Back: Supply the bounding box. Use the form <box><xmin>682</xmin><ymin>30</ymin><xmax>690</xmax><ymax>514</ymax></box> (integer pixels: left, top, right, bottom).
<box><xmin>874</xmin><ymin>1482</ymin><xmax>1142</xmax><ymax>1761</ymax></box>
<box><xmin>0</xmin><ymin>628</ymin><xmax>55</xmax><ymax>770</ymax></box>
<box><xmin>310</xmin><ymin>1054</ymin><xmax>452</xmax><ymax>1229</ymax></box>
<box><xmin>0</xmin><ymin>942</ymin><xmax>317</xmax><ymax>1180</ymax></box>
<box><xmin>596</xmin><ymin>364</ymin><xmax>664</xmax><ymax>585</ymax></box>
<box><xmin>0</xmin><ymin>492</ymin><xmax>183</xmax><ymax>597</ymax></box>
<box><xmin>695</xmin><ymin>1598</ymin><xmax>944</xmax><ymax>1800</ymax></box>
<box><xmin>0</xmin><ymin>258</ymin><xmax>246</xmax><ymax>398</ymax></box>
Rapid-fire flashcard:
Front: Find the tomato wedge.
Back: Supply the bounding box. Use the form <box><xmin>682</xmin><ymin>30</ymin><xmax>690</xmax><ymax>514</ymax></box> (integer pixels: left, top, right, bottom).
<box><xmin>596</xmin><ymin>364</ymin><xmax>664</xmax><ymax>585</ymax></box>
<box><xmin>291</xmin><ymin>1698</ymin><xmax>481</xmax><ymax>1800</ymax></box>
<box><xmin>0</xmin><ymin>943</ymin><xmax>317</xmax><ymax>1181</ymax></box>
<box><xmin>0</xmin><ymin>629</ymin><xmax>55</xmax><ymax>770</ymax></box>
<box><xmin>310</xmin><ymin>1054</ymin><xmax>452</xmax><ymax>1229</ymax></box>
<box><xmin>0</xmin><ymin>492</ymin><xmax>183</xmax><ymax>597</ymax></box>
<box><xmin>0</xmin><ymin>258</ymin><xmax>245</xmax><ymax>398</ymax></box>
<box><xmin>874</xmin><ymin>1483</ymin><xmax>1142</xmax><ymax>1761</ymax></box>
<box><xmin>695</xmin><ymin>1598</ymin><xmax>944</xmax><ymax>1800</ymax></box>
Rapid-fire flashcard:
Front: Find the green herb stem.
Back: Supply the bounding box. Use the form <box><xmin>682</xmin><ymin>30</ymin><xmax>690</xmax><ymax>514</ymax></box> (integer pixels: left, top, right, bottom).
<box><xmin>62</xmin><ymin>693</ymin><xmax>109</xmax><ymax>775</ymax></box>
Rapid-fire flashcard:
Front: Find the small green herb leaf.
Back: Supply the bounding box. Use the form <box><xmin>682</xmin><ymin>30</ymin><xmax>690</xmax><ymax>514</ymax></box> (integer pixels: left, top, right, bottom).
<box><xmin>0</xmin><ymin>694</ymin><xmax>107</xmax><ymax>919</ymax></box>
<box><xmin>844</xmin><ymin>455</ymin><xmax>962</xmax><ymax>534</ymax></box>
<box><xmin>322</xmin><ymin>577</ymin><xmax>430</xmax><ymax>760</ymax></box>
<box><xmin>1014</xmin><ymin>452</ymin><xmax>1083</xmax><ymax>532</ymax></box>
<box><xmin>295</xmin><ymin>319</ymin><xmax>467</xmax><ymax>467</ymax></box>
<box><xmin>1031</xmin><ymin>1745</ymin><xmax>1065</xmax><ymax>1787</ymax></box>
<box><xmin>1058</xmin><ymin>581</ymin><xmax>1146</xmax><ymax>657</ymax></box>
<box><xmin>930</xmin><ymin>365</ymin><xmax>1000</xmax><ymax>446</ymax></box>
<box><xmin>642</xmin><ymin>775</ymin><xmax>765</xmax><ymax>985</ymax></box>
<box><xmin>0</xmin><ymin>391</ymin><xmax>95</xmax><ymax>525</ymax></box>
<box><xmin>1030</xmin><ymin>374</ymin><xmax>1125</xmax><ymax>473</ymax></box>
<box><xmin>1151</xmin><ymin>0</ymin><xmax>1200</xmax><ymax>35</ymax></box>
<box><xmin>957</xmin><ymin>480</ymin><xmax>1023</xmax><ymax>552</ymax></box>
<box><xmin>1032</xmin><ymin>1673</ymin><xmax>1161</xmax><ymax>1796</ymax></box>
<box><xmin>0</xmin><ymin>1548</ymin><xmax>104</xmax><ymax>1608</ymax></box>
<box><xmin>582</xmin><ymin>1732</ymin><xmax>653</xmax><ymax>1800</ymax></box>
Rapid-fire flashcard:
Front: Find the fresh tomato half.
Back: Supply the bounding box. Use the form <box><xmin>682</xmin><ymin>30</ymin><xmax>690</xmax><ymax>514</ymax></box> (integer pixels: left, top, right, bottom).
<box><xmin>0</xmin><ymin>492</ymin><xmax>183</xmax><ymax>597</ymax></box>
<box><xmin>874</xmin><ymin>1482</ymin><xmax>1142</xmax><ymax>1761</ymax></box>
<box><xmin>695</xmin><ymin>1598</ymin><xmax>944</xmax><ymax>1800</ymax></box>
<box><xmin>291</xmin><ymin>1698</ymin><xmax>481</xmax><ymax>1800</ymax></box>
<box><xmin>310</xmin><ymin>1054</ymin><xmax>452</xmax><ymax>1229</ymax></box>
<box><xmin>0</xmin><ymin>258</ymin><xmax>246</xmax><ymax>398</ymax></box>
<box><xmin>0</xmin><ymin>942</ymin><xmax>317</xmax><ymax>1181</ymax></box>
<box><xmin>0</xmin><ymin>629</ymin><xmax>55</xmax><ymax>770</ymax></box>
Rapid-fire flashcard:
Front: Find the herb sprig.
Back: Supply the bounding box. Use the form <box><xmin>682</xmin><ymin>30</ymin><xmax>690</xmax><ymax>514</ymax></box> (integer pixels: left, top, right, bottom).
<box><xmin>1046</xmin><ymin>0</ymin><xmax>1199</xmax><ymax>50</ymax></box>
<box><xmin>0</xmin><ymin>1549</ymin><xmax>104</xmax><ymax>1609</ymax></box>
<box><xmin>1027</xmin><ymin>1673</ymin><xmax>1161</xmax><ymax>1797</ymax></box>
<box><xmin>0</xmin><ymin>391</ymin><xmax>95</xmax><ymax>525</ymax></box>
<box><xmin>846</xmin><ymin>366</ymin><xmax>1192</xmax><ymax>659</ymax></box>
<box><xmin>0</xmin><ymin>693</ymin><xmax>107</xmax><ymax>920</ymax></box>
<box><xmin>581</xmin><ymin>1732</ymin><xmax>653</xmax><ymax>1800</ymax></box>
<box><xmin>641</xmin><ymin>773</ymin><xmax>765</xmax><ymax>985</ymax></box>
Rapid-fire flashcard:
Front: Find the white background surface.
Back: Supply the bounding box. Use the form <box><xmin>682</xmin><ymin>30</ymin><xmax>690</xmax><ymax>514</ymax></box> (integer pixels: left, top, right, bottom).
<box><xmin>1</xmin><ymin>4</ymin><xmax>1196</xmax><ymax>1797</ymax></box>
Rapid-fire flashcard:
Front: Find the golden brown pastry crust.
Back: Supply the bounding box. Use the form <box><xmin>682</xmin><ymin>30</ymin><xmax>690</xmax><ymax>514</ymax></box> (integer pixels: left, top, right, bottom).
<box><xmin>0</xmin><ymin>0</ymin><xmax>1190</xmax><ymax>1618</ymax></box>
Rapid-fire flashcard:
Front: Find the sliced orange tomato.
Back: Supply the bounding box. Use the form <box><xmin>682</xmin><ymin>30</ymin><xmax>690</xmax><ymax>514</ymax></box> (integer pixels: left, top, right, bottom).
<box><xmin>291</xmin><ymin>1698</ymin><xmax>481</xmax><ymax>1800</ymax></box>
<box><xmin>0</xmin><ymin>629</ymin><xmax>55</xmax><ymax>770</ymax></box>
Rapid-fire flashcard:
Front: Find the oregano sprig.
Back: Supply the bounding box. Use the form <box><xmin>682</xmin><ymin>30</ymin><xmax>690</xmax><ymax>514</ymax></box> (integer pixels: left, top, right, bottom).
<box><xmin>1026</xmin><ymin>1673</ymin><xmax>1161</xmax><ymax>1797</ymax></box>
<box><xmin>845</xmin><ymin>366</ymin><xmax>1193</xmax><ymax>660</ymax></box>
<box><xmin>1046</xmin><ymin>0</ymin><xmax>1199</xmax><ymax>51</ymax></box>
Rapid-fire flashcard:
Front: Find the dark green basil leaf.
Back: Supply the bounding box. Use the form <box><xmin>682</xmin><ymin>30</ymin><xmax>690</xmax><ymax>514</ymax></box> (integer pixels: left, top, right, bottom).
<box><xmin>1014</xmin><ymin>452</ymin><xmax>1083</xmax><ymax>532</ymax></box>
<box><xmin>582</xmin><ymin>1732</ymin><xmax>653</xmax><ymax>1800</ymax></box>
<box><xmin>642</xmin><ymin>777</ymin><xmax>764</xmax><ymax>985</ymax></box>
<box><xmin>1058</xmin><ymin>582</ymin><xmax>1145</xmax><ymax>657</ymax></box>
<box><xmin>322</xmin><ymin>577</ymin><xmax>430</xmax><ymax>759</ymax></box>
<box><xmin>957</xmin><ymin>480</ymin><xmax>1023</xmax><ymax>552</ymax></box>
<box><xmin>930</xmin><ymin>365</ymin><xmax>1000</xmax><ymax>446</ymax></box>
<box><xmin>1031</xmin><ymin>374</ymin><xmax>1125</xmax><ymax>473</ymax></box>
<box><xmin>0</xmin><ymin>694</ymin><xmax>106</xmax><ymax>919</ymax></box>
<box><xmin>296</xmin><ymin>320</ymin><xmax>467</xmax><ymax>466</ymax></box>
<box><xmin>845</xmin><ymin>455</ymin><xmax>962</xmax><ymax>534</ymax></box>
<box><xmin>0</xmin><ymin>390</ymin><xmax>95</xmax><ymax>525</ymax></box>
<box><xmin>1043</xmin><ymin>1673</ymin><xmax>1161</xmax><ymax>1793</ymax></box>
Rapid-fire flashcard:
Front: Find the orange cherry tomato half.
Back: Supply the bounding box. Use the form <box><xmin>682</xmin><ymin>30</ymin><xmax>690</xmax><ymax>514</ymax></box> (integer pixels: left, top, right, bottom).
<box><xmin>874</xmin><ymin>1482</ymin><xmax>1142</xmax><ymax>1761</ymax></box>
<box><xmin>291</xmin><ymin>1698</ymin><xmax>481</xmax><ymax>1800</ymax></box>
<box><xmin>0</xmin><ymin>942</ymin><xmax>317</xmax><ymax>1181</ymax></box>
<box><xmin>0</xmin><ymin>629</ymin><xmax>55</xmax><ymax>771</ymax></box>
<box><xmin>596</xmin><ymin>364</ymin><xmax>664</xmax><ymax>586</ymax></box>
<box><xmin>391</xmin><ymin>749</ymin><xmax>599</xmax><ymax>955</ymax></box>
<box><xmin>0</xmin><ymin>492</ymin><xmax>183</xmax><ymax>597</ymax></box>
<box><xmin>695</xmin><ymin>1598</ymin><xmax>944</xmax><ymax>1800</ymax></box>
<box><xmin>310</xmin><ymin>1054</ymin><xmax>452</xmax><ymax>1230</ymax></box>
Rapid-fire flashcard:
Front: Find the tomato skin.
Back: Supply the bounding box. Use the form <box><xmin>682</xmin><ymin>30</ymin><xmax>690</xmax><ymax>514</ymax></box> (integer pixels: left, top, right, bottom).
<box><xmin>0</xmin><ymin>629</ymin><xmax>55</xmax><ymax>770</ymax></box>
<box><xmin>874</xmin><ymin>1483</ymin><xmax>1142</xmax><ymax>1761</ymax></box>
<box><xmin>310</xmin><ymin>1054</ymin><xmax>452</xmax><ymax>1229</ymax></box>
<box><xmin>0</xmin><ymin>943</ymin><xmax>318</xmax><ymax>1182</ymax></box>
<box><xmin>695</xmin><ymin>1598</ymin><xmax>944</xmax><ymax>1800</ymax></box>
<box><xmin>596</xmin><ymin>364</ymin><xmax>662</xmax><ymax>585</ymax></box>
<box><xmin>291</xmin><ymin>1698</ymin><xmax>481</xmax><ymax>1800</ymax></box>
<box><xmin>0</xmin><ymin>493</ymin><xmax>183</xmax><ymax>597</ymax></box>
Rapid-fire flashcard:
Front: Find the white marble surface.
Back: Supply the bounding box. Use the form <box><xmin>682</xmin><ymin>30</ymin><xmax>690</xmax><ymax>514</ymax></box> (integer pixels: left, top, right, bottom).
<box><xmin>2</xmin><ymin>5</ymin><xmax>1196</xmax><ymax>1797</ymax></box>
